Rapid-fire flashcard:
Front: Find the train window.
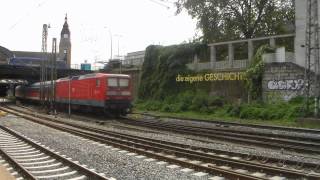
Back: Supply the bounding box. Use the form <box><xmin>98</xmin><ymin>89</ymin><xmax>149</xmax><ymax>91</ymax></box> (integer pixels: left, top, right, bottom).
<box><xmin>108</xmin><ymin>78</ymin><xmax>117</xmax><ymax>87</ymax></box>
<box><xmin>96</xmin><ymin>79</ymin><xmax>100</xmax><ymax>87</ymax></box>
<box><xmin>71</xmin><ymin>76</ymin><xmax>79</xmax><ymax>80</ymax></box>
<box><xmin>119</xmin><ymin>79</ymin><xmax>129</xmax><ymax>87</ymax></box>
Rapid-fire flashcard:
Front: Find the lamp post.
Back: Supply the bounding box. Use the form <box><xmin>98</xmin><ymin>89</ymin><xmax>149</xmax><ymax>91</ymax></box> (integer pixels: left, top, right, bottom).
<box><xmin>104</xmin><ymin>27</ymin><xmax>113</xmax><ymax>60</ymax></box>
<box><xmin>68</xmin><ymin>76</ymin><xmax>71</xmax><ymax>118</ymax></box>
<box><xmin>114</xmin><ymin>34</ymin><xmax>123</xmax><ymax>57</ymax></box>
<box><xmin>114</xmin><ymin>34</ymin><xmax>123</xmax><ymax>74</ymax></box>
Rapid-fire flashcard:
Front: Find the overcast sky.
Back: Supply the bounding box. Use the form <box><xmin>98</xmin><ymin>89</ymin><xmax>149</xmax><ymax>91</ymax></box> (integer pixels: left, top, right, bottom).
<box><xmin>0</xmin><ymin>0</ymin><xmax>197</xmax><ymax>67</ymax></box>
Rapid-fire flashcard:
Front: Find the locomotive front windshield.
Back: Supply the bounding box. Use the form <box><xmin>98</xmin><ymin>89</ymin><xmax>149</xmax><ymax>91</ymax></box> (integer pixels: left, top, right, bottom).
<box><xmin>119</xmin><ymin>79</ymin><xmax>129</xmax><ymax>87</ymax></box>
<box><xmin>107</xmin><ymin>78</ymin><xmax>129</xmax><ymax>88</ymax></box>
<box><xmin>108</xmin><ymin>78</ymin><xmax>118</xmax><ymax>87</ymax></box>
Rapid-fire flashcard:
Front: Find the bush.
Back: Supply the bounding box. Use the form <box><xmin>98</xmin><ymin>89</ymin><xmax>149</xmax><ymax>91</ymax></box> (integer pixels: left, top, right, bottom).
<box><xmin>190</xmin><ymin>90</ymin><xmax>208</xmax><ymax>111</ymax></box>
<box><xmin>239</xmin><ymin>106</ymin><xmax>254</xmax><ymax>119</ymax></box>
<box><xmin>285</xmin><ymin>105</ymin><xmax>304</xmax><ymax>119</ymax></box>
<box><xmin>161</xmin><ymin>103</ymin><xmax>182</xmax><ymax>113</ymax></box>
<box><xmin>258</xmin><ymin>109</ymin><xmax>269</xmax><ymax>120</ymax></box>
<box><xmin>199</xmin><ymin>106</ymin><xmax>210</xmax><ymax>113</ymax></box>
<box><xmin>208</xmin><ymin>96</ymin><xmax>224</xmax><ymax>107</ymax></box>
<box><xmin>163</xmin><ymin>96</ymin><xmax>176</xmax><ymax>104</ymax></box>
<box><xmin>288</xmin><ymin>96</ymin><xmax>304</xmax><ymax>104</ymax></box>
<box><xmin>144</xmin><ymin>100</ymin><xmax>163</xmax><ymax>111</ymax></box>
<box><xmin>177</xmin><ymin>91</ymin><xmax>195</xmax><ymax>111</ymax></box>
<box><xmin>161</xmin><ymin>104</ymin><xmax>173</xmax><ymax>112</ymax></box>
<box><xmin>135</xmin><ymin>92</ymin><xmax>307</xmax><ymax>121</ymax></box>
<box><xmin>234</xmin><ymin>100</ymin><xmax>308</xmax><ymax>120</ymax></box>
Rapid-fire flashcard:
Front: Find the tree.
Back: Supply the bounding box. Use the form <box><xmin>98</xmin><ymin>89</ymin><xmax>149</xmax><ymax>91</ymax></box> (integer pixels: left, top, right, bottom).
<box><xmin>175</xmin><ymin>0</ymin><xmax>294</xmax><ymax>43</ymax></box>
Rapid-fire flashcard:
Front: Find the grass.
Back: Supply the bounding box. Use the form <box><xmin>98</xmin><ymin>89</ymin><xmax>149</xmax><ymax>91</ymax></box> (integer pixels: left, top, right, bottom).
<box><xmin>133</xmin><ymin>95</ymin><xmax>320</xmax><ymax>129</ymax></box>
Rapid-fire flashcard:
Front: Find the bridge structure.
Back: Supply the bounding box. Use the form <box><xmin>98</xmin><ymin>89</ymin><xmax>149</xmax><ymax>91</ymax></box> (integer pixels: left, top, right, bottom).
<box><xmin>0</xmin><ymin>64</ymin><xmax>92</xmax><ymax>96</ymax></box>
<box><xmin>0</xmin><ymin>64</ymin><xmax>92</xmax><ymax>82</ymax></box>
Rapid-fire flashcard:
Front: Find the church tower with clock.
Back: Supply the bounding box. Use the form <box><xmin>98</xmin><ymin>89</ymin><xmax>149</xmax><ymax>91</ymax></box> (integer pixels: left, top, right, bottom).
<box><xmin>59</xmin><ymin>14</ymin><xmax>71</xmax><ymax>68</ymax></box>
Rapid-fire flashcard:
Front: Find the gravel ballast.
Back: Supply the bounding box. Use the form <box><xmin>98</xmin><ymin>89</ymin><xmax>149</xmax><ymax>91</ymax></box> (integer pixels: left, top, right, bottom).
<box><xmin>56</xmin><ymin>113</ymin><xmax>320</xmax><ymax>165</ymax></box>
<box><xmin>2</xmin><ymin>105</ymin><xmax>320</xmax><ymax>179</ymax></box>
<box><xmin>0</xmin><ymin>114</ymin><xmax>219</xmax><ymax>180</ymax></box>
<box><xmin>148</xmin><ymin>116</ymin><xmax>320</xmax><ymax>139</ymax></box>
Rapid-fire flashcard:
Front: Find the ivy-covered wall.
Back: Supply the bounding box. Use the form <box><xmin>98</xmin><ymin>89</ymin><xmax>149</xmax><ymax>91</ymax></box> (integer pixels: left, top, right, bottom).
<box><xmin>137</xmin><ymin>43</ymin><xmax>252</xmax><ymax>102</ymax></box>
<box><xmin>138</xmin><ymin>43</ymin><xmax>293</xmax><ymax>103</ymax></box>
<box><xmin>138</xmin><ymin>43</ymin><xmax>208</xmax><ymax>100</ymax></box>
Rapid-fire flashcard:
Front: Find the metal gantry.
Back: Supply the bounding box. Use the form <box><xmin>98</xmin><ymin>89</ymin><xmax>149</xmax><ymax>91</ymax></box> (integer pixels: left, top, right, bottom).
<box><xmin>40</xmin><ymin>24</ymin><xmax>57</xmax><ymax>113</ymax></box>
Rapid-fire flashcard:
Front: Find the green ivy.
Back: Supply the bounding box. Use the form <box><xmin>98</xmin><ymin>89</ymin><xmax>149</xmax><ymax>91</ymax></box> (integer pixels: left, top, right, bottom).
<box><xmin>245</xmin><ymin>45</ymin><xmax>274</xmax><ymax>101</ymax></box>
<box><xmin>138</xmin><ymin>43</ymin><xmax>208</xmax><ymax>100</ymax></box>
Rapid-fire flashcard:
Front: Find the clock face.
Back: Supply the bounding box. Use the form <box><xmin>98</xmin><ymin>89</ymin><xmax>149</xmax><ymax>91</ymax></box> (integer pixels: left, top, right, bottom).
<box><xmin>63</xmin><ymin>34</ymin><xmax>68</xmax><ymax>38</ymax></box>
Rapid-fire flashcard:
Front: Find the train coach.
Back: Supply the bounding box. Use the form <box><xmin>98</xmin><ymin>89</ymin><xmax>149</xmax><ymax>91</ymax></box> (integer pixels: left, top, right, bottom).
<box><xmin>15</xmin><ymin>73</ymin><xmax>133</xmax><ymax>115</ymax></box>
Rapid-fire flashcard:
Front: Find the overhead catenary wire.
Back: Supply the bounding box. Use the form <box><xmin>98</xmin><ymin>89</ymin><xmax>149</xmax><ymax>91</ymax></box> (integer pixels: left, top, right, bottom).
<box><xmin>149</xmin><ymin>0</ymin><xmax>170</xmax><ymax>9</ymax></box>
<box><xmin>8</xmin><ymin>0</ymin><xmax>48</xmax><ymax>31</ymax></box>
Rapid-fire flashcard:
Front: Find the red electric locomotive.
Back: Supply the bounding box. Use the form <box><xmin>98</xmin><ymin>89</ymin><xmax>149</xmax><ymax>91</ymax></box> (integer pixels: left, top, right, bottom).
<box><xmin>15</xmin><ymin>73</ymin><xmax>133</xmax><ymax>115</ymax></box>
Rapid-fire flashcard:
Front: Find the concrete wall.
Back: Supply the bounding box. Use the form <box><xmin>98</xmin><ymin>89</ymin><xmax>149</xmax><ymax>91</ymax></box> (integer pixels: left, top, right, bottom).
<box><xmin>121</xmin><ymin>62</ymin><xmax>312</xmax><ymax>103</ymax></box>
<box><xmin>209</xmin><ymin>79</ymin><xmax>247</xmax><ymax>102</ymax></box>
<box><xmin>0</xmin><ymin>46</ymin><xmax>13</xmax><ymax>64</ymax></box>
<box><xmin>123</xmin><ymin>51</ymin><xmax>145</xmax><ymax>67</ymax></box>
<box><xmin>262</xmin><ymin>62</ymin><xmax>305</xmax><ymax>102</ymax></box>
<box><xmin>294</xmin><ymin>0</ymin><xmax>320</xmax><ymax>68</ymax></box>
<box><xmin>0</xmin><ymin>53</ymin><xmax>8</xmax><ymax>64</ymax></box>
<box><xmin>295</xmin><ymin>0</ymin><xmax>307</xmax><ymax>67</ymax></box>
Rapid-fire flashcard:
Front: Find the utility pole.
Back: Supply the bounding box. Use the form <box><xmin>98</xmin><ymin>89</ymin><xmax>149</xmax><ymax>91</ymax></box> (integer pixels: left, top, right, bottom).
<box><xmin>304</xmin><ymin>0</ymin><xmax>320</xmax><ymax>117</ymax></box>
<box><xmin>68</xmin><ymin>74</ymin><xmax>71</xmax><ymax>118</ymax></box>
<box><xmin>50</xmin><ymin>38</ymin><xmax>57</xmax><ymax>114</ymax></box>
<box><xmin>41</xmin><ymin>24</ymin><xmax>49</xmax><ymax>108</ymax></box>
<box><xmin>314</xmin><ymin>0</ymin><xmax>320</xmax><ymax>117</ymax></box>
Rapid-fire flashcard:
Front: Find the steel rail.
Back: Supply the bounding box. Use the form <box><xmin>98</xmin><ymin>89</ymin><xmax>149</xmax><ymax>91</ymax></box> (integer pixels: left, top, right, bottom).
<box><xmin>0</xmin><ymin>146</ymin><xmax>36</xmax><ymax>179</ymax></box>
<box><xmin>0</xmin><ymin>125</ymin><xmax>109</xmax><ymax>180</ymax></box>
<box><xmin>100</xmin><ymin>122</ymin><xmax>320</xmax><ymax>170</ymax></box>
<box><xmin>74</xmin><ymin>122</ymin><xmax>320</xmax><ymax>171</ymax></box>
<box><xmin>119</xmin><ymin>118</ymin><xmax>320</xmax><ymax>154</ymax></box>
<box><xmin>128</xmin><ymin>119</ymin><xmax>320</xmax><ymax>146</ymax></box>
<box><xmin>7</xmin><ymin>105</ymin><xmax>320</xmax><ymax>154</ymax></box>
<box><xmin>134</xmin><ymin>112</ymin><xmax>320</xmax><ymax>134</ymax></box>
<box><xmin>57</xmin><ymin>123</ymin><xmax>320</xmax><ymax>179</ymax></box>
<box><xmin>1</xmin><ymin>106</ymin><xmax>320</xmax><ymax>179</ymax></box>
<box><xmin>4</xmin><ymin>105</ymin><xmax>320</xmax><ymax>167</ymax></box>
<box><xmin>0</xmin><ymin>107</ymin><xmax>264</xmax><ymax>180</ymax></box>
<box><xmin>130</xmin><ymin>117</ymin><xmax>320</xmax><ymax>143</ymax></box>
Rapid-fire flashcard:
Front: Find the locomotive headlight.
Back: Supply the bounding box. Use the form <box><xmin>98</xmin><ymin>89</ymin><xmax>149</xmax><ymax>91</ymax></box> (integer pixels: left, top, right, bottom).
<box><xmin>106</xmin><ymin>91</ymin><xmax>117</xmax><ymax>96</ymax></box>
<box><xmin>121</xmin><ymin>91</ymin><xmax>131</xmax><ymax>96</ymax></box>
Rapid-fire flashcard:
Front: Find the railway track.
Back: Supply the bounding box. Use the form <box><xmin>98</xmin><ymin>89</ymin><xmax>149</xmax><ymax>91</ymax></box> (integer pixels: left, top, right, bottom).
<box><xmin>0</xmin><ymin>125</ymin><xmax>110</xmax><ymax>180</ymax></box>
<box><xmin>1</xmin><ymin>105</ymin><xmax>320</xmax><ymax>179</ymax></box>
<box><xmin>103</xmin><ymin>122</ymin><xmax>320</xmax><ymax>169</ymax></box>
<box><xmin>134</xmin><ymin>112</ymin><xmax>320</xmax><ymax>134</ymax></box>
<box><xmin>118</xmin><ymin>117</ymin><xmax>320</xmax><ymax>154</ymax></box>
<box><xmin>10</xmin><ymin>104</ymin><xmax>320</xmax><ymax>170</ymax></box>
<box><xmin>23</xmin><ymin>104</ymin><xmax>320</xmax><ymax>148</ymax></box>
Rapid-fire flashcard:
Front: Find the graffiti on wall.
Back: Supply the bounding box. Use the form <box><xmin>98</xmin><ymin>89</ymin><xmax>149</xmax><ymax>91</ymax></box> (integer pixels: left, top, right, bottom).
<box><xmin>267</xmin><ymin>79</ymin><xmax>304</xmax><ymax>90</ymax></box>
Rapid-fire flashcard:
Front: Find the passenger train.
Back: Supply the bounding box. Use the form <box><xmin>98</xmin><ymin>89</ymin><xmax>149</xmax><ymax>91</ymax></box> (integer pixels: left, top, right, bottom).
<box><xmin>15</xmin><ymin>73</ymin><xmax>133</xmax><ymax>115</ymax></box>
